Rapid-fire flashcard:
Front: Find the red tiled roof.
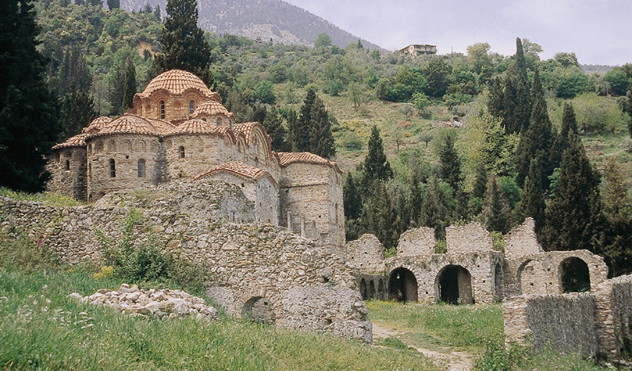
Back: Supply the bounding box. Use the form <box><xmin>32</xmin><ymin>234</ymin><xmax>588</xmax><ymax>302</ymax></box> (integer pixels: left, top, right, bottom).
<box><xmin>276</xmin><ymin>152</ymin><xmax>342</xmax><ymax>173</ymax></box>
<box><xmin>52</xmin><ymin>133</ymin><xmax>87</xmax><ymax>150</ymax></box>
<box><xmin>87</xmin><ymin>114</ymin><xmax>174</xmax><ymax>138</ymax></box>
<box><xmin>82</xmin><ymin>116</ymin><xmax>113</xmax><ymax>134</ymax></box>
<box><xmin>165</xmin><ymin>119</ymin><xmax>235</xmax><ymax>141</ymax></box>
<box><xmin>136</xmin><ymin>69</ymin><xmax>220</xmax><ymax>101</ymax></box>
<box><xmin>190</xmin><ymin>100</ymin><xmax>234</xmax><ymax>119</ymax></box>
<box><xmin>194</xmin><ymin>161</ymin><xmax>277</xmax><ymax>186</ymax></box>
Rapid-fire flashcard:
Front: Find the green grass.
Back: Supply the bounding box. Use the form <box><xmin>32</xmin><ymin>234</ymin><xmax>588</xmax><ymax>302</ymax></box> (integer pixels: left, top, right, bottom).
<box><xmin>0</xmin><ymin>187</ymin><xmax>83</xmax><ymax>207</ymax></box>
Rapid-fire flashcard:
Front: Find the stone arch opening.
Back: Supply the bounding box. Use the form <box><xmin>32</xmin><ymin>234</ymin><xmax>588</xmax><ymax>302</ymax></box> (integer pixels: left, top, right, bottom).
<box><xmin>560</xmin><ymin>257</ymin><xmax>591</xmax><ymax>293</ymax></box>
<box><xmin>388</xmin><ymin>268</ymin><xmax>418</xmax><ymax>302</ymax></box>
<box><xmin>241</xmin><ymin>296</ymin><xmax>274</xmax><ymax>324</ymax></box>
<box><xmin>368</xmin><ymin>280</ymin><xmax>376</xmax><ymax>300</ymax></box>
<box><xmin>494</xmin><ymin>262</ymin><xmax>504</xmax><ymax>302</ymax></box>
<box><xmin>359</xmin><ymin>278</ymin><xmax>368</xmax><ymax>300</ymax></box>
<box><xmin>517</xmin><ymin>259</ymin><xmax>541</xmax><ymax>295</ymax></box>
<box><xmin>436</xmin><ymin>265</ymin><xmax>474</xmax><ymax>305</ymax></box>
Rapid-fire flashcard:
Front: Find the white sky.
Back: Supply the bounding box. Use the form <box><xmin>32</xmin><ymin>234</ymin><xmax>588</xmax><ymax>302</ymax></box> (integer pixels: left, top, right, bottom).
<box><xmin>283</xmin><ymin>0</ymin><xmax>632</xmax><ymax>66</ymax></box>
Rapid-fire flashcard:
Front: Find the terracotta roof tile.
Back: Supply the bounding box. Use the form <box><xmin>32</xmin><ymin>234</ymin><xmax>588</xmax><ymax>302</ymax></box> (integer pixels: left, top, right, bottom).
<box><xmin>82</xmin><ymin>116</ymin><xmax>113</xmax><ymax>134</ymax></box>
<box><xmin>166</xmin><ymin>119</ymin><xmax>234</xmax><ymax>138</ymax></box>
<box><xmin>194</xmin><ymin>161</ymin><xmax>277</xmax><ymax>186</ymax></box>
<box><xmin>52</xmin><ymin>133</ymin><xmax>87</xmax><ymax>150</ymax></box>
<box><xmin>88</xmin><ymin>114</ymin><xmax>166</xmax><ymax>138</ymax></box>
<box><xmin>276</xmin><ymin>152</ymin><xmax>342</xmax><ymax>173</ymax></box>
<box><xmin>136</xmin><ymin>69</ymin><xmax>220</xmax><ymax>101</ymax></box>
<box><xmin>190</xmin><ymin>100</ymin><xmax>234</xmax><ymax>119</ymax></box>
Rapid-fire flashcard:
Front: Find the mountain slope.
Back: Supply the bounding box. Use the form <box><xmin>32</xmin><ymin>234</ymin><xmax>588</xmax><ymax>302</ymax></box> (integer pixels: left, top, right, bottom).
<box><xmin>120</xmin><ymin>0</ymin><xmax>384</xmax><ymax>50</ymax></box>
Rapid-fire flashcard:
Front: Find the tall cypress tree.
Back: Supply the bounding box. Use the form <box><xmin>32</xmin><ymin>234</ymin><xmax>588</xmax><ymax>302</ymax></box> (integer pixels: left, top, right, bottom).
<box><xmin>343</xmin><ymin>173</ymin><xmax>362</xmax><ymax>220</ymax></box>
<box><xmin>290</xmin><ymin>90</ymin><xmax>315</xmax><ymax>152</ymax></box>
<box><xmin>518</xmin><ymin>155</ymin><xmax>546</xmax><ymax>234</ymax></box>
<box><xmin>153</xmin><ymin>0</ymin><xmax>213</xmax><ymax>86</ymax></box>
<box><xmin>307</xmin><ymin>97</ymin><xmax>335</xmax><ymax>159</ymax></box>
<box><xmin>361</xmin><ymin>181</ymin><xmax>398</xmax><ymax>249</ymax></box>
<box><xmin>550</xmin><ymin>102</ymin><xmax>578</xmax><ymax>172</ymax></box>
<box><xmin>361</xmin><ymin>126</ymin><xmax>393</xmax><ymax>189</ymax></box>
<box><xmin>627</xmin><ymin>83</ymin><xmax>632</xmax><ymax>137</ymax></box>
<box><xmin>480</xmin><ymin>173</ymin><xmax>512</xmax><ymax>233</ymax></box>
<box><xmin>501</xmin><ymin>38</ymin><xmax>531</xmax><ymax>134</ymax></box>
<box><xmin>437</xmin><ymin>131</ymin><xmax>463</xmax><ymax>191</ymax></box>
<box><xmin>122</xmin><ymin>55</ymin><xmax>136</xmax><ymax>112</ymax></box>
<box><xmin>419</xmin><ymin>177</ymin><xmax>450</xmax><ymax>240</ymax></box>
<box><xmin>60</xmin><ymin>85</ymin><xmax>97</xmax><ymax>140</ymax></box>
<box><xmin>487</xmin><ymin>77</ymin><xmax>504</xmax><ymax>119</ymax></box>
<box><xmin>262</xmin><ymin>107</ymin><xmax>290</xmax><ymax>152</ymax></box>
<box><xmin>541</xmin><ymin>135</ymin><xmax>605</xmax><ymax>252</ymax></box>
<box><xmin>0</xmin><ymin>0</ymin><xmax>60</xmax><ymax>192</ymax></box>
<box><xmin>515</xmin><ymin>69</ymin><xmax>553</xmax><ymax>187</ymax></box>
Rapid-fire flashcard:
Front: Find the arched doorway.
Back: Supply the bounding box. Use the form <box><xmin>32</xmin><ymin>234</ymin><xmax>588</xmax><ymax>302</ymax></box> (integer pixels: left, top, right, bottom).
<box><xmin>436</xmin><ymin>265</ymin><xmax>474</xmax><ymax>304</ymax></box>
<box><xmin>368</xmin><ymin>280</ymin><xmax>376</xmax><ymax>300</ymax></box>
<box><xmin>388</xmin><ymin>268</ymin><xmax>418</xmax><ymax>302</ymax></box>
<box><xmin>517</xmin><ymin>259</ymin><xmax>544</xmax><ymax>295</ymax></box>
<box><xmin>559</xmin><ymin>257</ymin><xmax>591</xmax><ymax>293</ymax></box>
<box><xmin>359</xmin><ymin>278</ymin><xmax>368</xmax><ymax>300</ymax></box>
<box><xmin>378</xmin><ymin>279</ymin><xmax>386</xmax><ymax>300</ymax></box>
<box><xmin>242</xmin><ymin>297</ymin><xmax>275</xmax><ymax>324</ymax></box>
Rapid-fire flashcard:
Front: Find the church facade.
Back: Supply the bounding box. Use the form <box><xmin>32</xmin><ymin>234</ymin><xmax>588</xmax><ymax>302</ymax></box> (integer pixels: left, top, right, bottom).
<box><xmin>47</xmin><ymin>70</ymin><xmax>345</xmax><ymax>248</ymax></box>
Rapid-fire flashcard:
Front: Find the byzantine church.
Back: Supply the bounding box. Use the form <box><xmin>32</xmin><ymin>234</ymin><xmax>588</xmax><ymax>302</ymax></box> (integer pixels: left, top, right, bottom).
<box><xmin>47</xmin><ymin>69</ymin><xmax>344</xmax><ymax>248</ymax></box>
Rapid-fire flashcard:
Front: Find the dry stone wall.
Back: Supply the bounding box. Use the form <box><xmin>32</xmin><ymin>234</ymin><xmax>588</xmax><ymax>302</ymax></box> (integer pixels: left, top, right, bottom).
<box><xmin>346</xmin><ymin>234</ymin><xmax>385</xmax><ymax>274</ymax></box>
<box><xmin>396</xmin><ymin>227</ymin><xmax>435</xmax><ymax>258</ymax></box>
<box><xmin>0</xmin><ymin>180</ymin><xmax>371</xmax><ymax>342</ymax></box>
<box><xmin>445</xmin><ymin>222</ymin><xmax>493</xmax><ymax>254</ymax></box>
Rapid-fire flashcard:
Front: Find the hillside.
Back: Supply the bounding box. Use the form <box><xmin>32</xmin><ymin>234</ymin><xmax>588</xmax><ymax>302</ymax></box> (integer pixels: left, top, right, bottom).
<box><xmin>119</xmin><ymin>0</ymin><xmax>384</xmax><ymax>50</ymax></box>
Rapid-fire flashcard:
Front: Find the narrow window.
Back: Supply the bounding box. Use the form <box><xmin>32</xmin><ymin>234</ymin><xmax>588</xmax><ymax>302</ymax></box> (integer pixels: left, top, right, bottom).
<box><xmin>109</xmin><ymin>159</ymin><xmax>116</xmax><ymax>178</ymax></box>
<box><xmin>160</xmin><ymin>100</ymin><xmax>165</xmax><ymax>119</ymax></box>
<box><xmin>189</xmin><ymin>100</ymin><xmax>195</xmax><ymax>114</ymax></box>
<box><xmin>137</xmin><ymin>159</ymin><xmax>146</xmax><ymax>178</ymax></box>
<box><xmin>65</xmin><ymin>160</ymin><xmax>70</xmax><ymax>171</ymax></box>
<box><xmin>179</xmin><ymin>146</ymin><xmax>185</xmax><ymax>158</ymax></box>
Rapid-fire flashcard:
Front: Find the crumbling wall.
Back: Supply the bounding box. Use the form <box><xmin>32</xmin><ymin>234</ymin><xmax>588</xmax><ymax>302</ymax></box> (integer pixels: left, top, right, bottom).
<box><xmin>445</xmin><ymin>222</ymin><xmax>493</xmax><ymax>254</ymax></box>
<box><xmin>594</xmin><ymin>275</ymin><xmax>632</xmax><ymax>359</ymax></box>
<box><xmin>504</xmin><ymin>218</ymin><xmax>543</xmax><ymax>261</ymax></box>
<box><xmin>0</xmin><ymin>180</ymin><xmax>371</xmax><ymax>342</ymax></box>
<box><xmin>397</xmin><ymin>227</ymin><xmax>435</xmax><ymax>259</ymax></box>
<box><xmin>346</xmin><ymin>234</ymin><xmax>385</xmax><ymax>274</ymax></box>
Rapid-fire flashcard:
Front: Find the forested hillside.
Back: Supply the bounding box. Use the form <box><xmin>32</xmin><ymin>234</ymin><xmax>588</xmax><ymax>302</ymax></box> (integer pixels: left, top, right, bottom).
<box><xmin>23</xmin><ymin>1</ymin><xmax>632</xmax><ymax>278</ymax></box>
<box><xmin>118</xmin><ymin>0</ymin><xmax>383</xmax><ymax>50</ymax></box>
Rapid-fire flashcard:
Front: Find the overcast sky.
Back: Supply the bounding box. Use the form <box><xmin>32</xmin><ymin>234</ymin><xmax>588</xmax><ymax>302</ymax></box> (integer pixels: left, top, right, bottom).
<box><xmin>283</xmin><ymin>0</ymin><xmax>632</xmax><ymax>66</ymax></box>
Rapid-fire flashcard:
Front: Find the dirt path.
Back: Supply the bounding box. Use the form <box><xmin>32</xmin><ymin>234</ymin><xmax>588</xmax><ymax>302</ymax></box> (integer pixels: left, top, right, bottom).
<box><xmin>372</xmin><ymin>322</ymin><xmax>474</xmax><ymax>371</ymax></box>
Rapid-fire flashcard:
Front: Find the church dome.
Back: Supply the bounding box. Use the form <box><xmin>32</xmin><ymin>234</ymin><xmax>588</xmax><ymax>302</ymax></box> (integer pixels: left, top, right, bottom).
<box><xmin>190</xmin><ymin>100</ymin><xmax>234</xmax><ymax>119</ymax></box>
<box><xmin>137</xmin><ymin>69</ymin><xmax>220</xmax><ymax>101</ymax></box>
<box><xmin>82</xmin><ymin>116</ymin><xmax>113</xmax><ymax>134</ymax></box>
<box><xmin>89</xmin><ymin>114</ymin><xmax>161</xmax><ymax>137</ymax></box>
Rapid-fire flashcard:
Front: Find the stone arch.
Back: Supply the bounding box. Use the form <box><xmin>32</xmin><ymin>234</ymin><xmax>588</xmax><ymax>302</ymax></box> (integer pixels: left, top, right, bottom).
<box><xmin>359</xmin><ymin>278</ymin><xmax>368</xmax><ymax>300</ymax></box>
<box><xmin>368</xmin><ymin>280</ymin><xmax>376</xmax><ymax>300</ymax></box>
<box><xmin>135</xmin><ymin>140</ymin><xmax>146</xmax><ymax>152</ymax></box>
<box><xmin>241</xmin><ymin>296</ymin><xmax>274</xmax><ymax>324</ymax></box>
<box><xmin>108</xmin><ymin>140</ymin><xmax>116</xmax><ymax>152</ymax></box>
<box><xmin>387</xmin><ymin>267</ymin><xmax>418</xmax><ymax>302</ymax></box>
<box><xmin>435</xmin><ymin>265</ymin><xmax>474</xmax><ymax>304</ymax></box>
<box><xmin>121</xmin><ymin>140</ymin><xmax>132</xmax><ymax>152</ymax></box>
<box><xmin>378</xmin><ymin>279</ymin><xmax>386</xmax><ymax>300</ymax></box>
<box><xmin>559</xmin><ymin>257</ymin><xmax>591</xmax><ymax>293</ymax></box>
<box><xmin>494</xmin><ymin>262</ymin><xmax>504</xmax><ymax>302</ymax></box>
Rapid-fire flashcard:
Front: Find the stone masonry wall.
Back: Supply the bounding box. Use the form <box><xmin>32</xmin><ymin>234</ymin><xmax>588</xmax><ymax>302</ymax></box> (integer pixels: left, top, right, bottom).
<box><xmin>397</xmin><ymin>227</ymin><xmax>435</xmax><ymax>258</ymax></box>
<box><xmin>446</xmin><ymin>222</ymin><xmax>493</xmax><ymax>254</ymax></box>
<box><xmin>504</xmin><ymin>218</ymin><xmax>543</xmax><ymax>261</ymax></box>
<box><xmin>346</xmin><ymin>234</ymin><xmax>385</xmax><ymax>274</ymax></box>
<box><xmin>0</xmin><ymin>180</ymin><xmax>371</xmax><ymax>342</ymax></box>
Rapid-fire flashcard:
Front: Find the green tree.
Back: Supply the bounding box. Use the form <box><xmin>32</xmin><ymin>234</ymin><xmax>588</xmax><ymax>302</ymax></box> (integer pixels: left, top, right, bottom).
<box><xmin>517</xmin><ymin>155</ymin><xmax>546</xmax><ymax>234</ymax></box>
<box><xmin>423</xmin><ymin>58</ymin><xmax>451</xmax><ymax>98</ymax></box>
<box><xmin>541</xmin><ymin>135</ymin><xmax>605</xmax><ymax>252</ymax></box>
<box><xmin>550</xmin><ymin>102</ymin><xmax>578</xmax><ymax>172</ymax></box>
<box><xmin>262</xmin><ymin>107</ymin><xmax>290</xmax><ymax>152</ymax></box>
<box><xmin>480</xmin><ymin>173</ymin><xmax>512</xmax><ymax>233</ymax></box>
<box><xmin>627</xmin><ymin>84</ymin><xmax>632</xmax><ymax>137</ymax></box>
<box><xmin>252</xmin><ymin>80</ymin><xmax>275</xmax><ymax>104</ymax></box>
<box><xmin>361</xmin><ymin>126</ymin><xmax>393</xmax><ymax>189</ymax></box>
<box><xmin>515</xmin><ymin>69</ymin><xmax>553</xmax><ymax>187</ymax></box>
<box><xmin>361</xmin><ymin>181</ymin><xmax>398</xmax><ymax>249</ymax></box>
<box><xmin>153</xmin><ymin>0</ymin><xmax>213</xmax><ymax>86</ymax></box>
<box><xmin>600</xmin><ymin>159</ymin><xmax>632</xmax><ymax>276</ymax></box>
<box><xmin>502</xmin><ymin>38</ymin><xmax>531</xmax><ymax>134</ymax></box>
<box><xmin>466</xmin><ymin>42</ymin><xmax>492</xmax><ymax>75</ymax></box>
<box><xmin>437</xmin><ymin>130</ymin><xmax>463</xmax><ymax>191</ymax></box>
<box><xmin>412</xmin><ymin>92</ymin><xmax>430</xmax><ymax>116</ymax></box>
<box><xmin>343</xmin><ymin>172</ymin><xmax>362</xmax><ymax>220</ymax></box>
<box><xmin>60</xmin><ymin>85</ymin><xmax>97</xmax><ymax>140</ymax></box>
<box><xmin>487</xmin><ymin>77</ymin><xmax>504</xmax><ymax>119</ymax></box>
<box><xmin>107</xmin><ymin>0</ymin><xmax>120</xmax><ymax>10</ymax></box>
<box><xmin>307</xmin><ymin>97</ymin><xmax>336</xmax><ymax>158</ymax></box>
<box><xmin>56</xmin><ymin>45</ymin><xmax>92</xmax><ymax>96</ymax></box>
<box><xmin>122</xmin><ymin>55</ymin><xmax>136</xmax><ymax>112</ymax></box>
<box><xmin>313</xmin><ymin>32</ymin><xmax>332</xmax><ymax>48</ymax></box>
<box><xmin>154</xmin><ymin>4</ymin><xmax>161</xmax><ymax>21</ymax></box>
<box><xmin>419</xmin><ymin>177</ymin><xmax>451</xmax><ymax>240</ymax></box>
<box><xmin>0</xmin><ymin>0</ymin><xmax>60</xmax><ymax>192</ymax></box>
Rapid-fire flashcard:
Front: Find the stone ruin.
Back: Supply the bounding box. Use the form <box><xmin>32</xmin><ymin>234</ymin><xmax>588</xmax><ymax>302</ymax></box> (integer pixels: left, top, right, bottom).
<box><xmin>347</xmin><ymin>218</ymin><xmax>632</xmax><ymax>361</ymax></box>
<box><xmin>0</xmin><ymin>179</ymin><xmax>371</xmax><ymax>343</ymax></box>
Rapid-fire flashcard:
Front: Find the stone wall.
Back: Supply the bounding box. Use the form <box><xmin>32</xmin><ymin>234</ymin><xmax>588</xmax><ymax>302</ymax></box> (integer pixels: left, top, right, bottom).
<box><xmin>47</xmin><ymin>147</ymin><xmax>87</xmax><ymax>201</ymax></box>
<box><xmin>397</xmin><ymin>227</ymin><xmax>435</xmax><ymax>258</ymax></box>
<box><xmin>164</xmin><ymin>134</ymin><xmax>230</xmax><ymax>179</ymax></box>
<box><xmin>0</xmin><ymin>180</ymin><xmax>371</xmax><ymax>342</ymax></box>
<box><xmin>445</xmin><ymin>222</ymin><xmax>493</xmax><ymax>254</ymax></box>
<box><xmin>503</xmin><ymin>274</ymin><xmax>632</xmax><ymax>361</ymax></box>
<box><xmin>504</xmin><ymin>218</ymin><xmax>543</xmax><ymax>261</ymax></box>
<box><xmin>346</xmin><ymin>234</ymin><xmax>385</xmax><ymax>274</ymax></box>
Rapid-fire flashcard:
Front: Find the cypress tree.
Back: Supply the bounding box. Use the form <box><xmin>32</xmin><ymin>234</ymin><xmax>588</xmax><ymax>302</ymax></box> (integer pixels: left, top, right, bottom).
<box><xmin>487</xmin><ymin>77</ymin><xmax>504</xmax><ymax>119</ymax></box>
<box><xmin>154</xmin><ymin>5</ymin><xmax>161</xmax><ymax>21</ymax></box>
<box><xmin>502</xmin><ymin>38</ymin><xmax>531</xmax><ymax>134</ymax></box>
<box><xmin>343</xmin><ymin>173</ymin><xmax>362</xmax><ymax>220</ymax></box>
<box><xmin>550</xmin><ymin>102</ymin><xmax>578</xmax><ymax>172</ymax></box>
<box><xmin>541</xmin><ymin>135</ymin><xmax>604</xmax><ymax>252</ymax></box>
<box><xmin>627</xmin><ymin>84</ymin><xmax>632</xmax><ymax>137</ymax></box>
<box><xmin>122</xmin><ymin>55</ymin><xmax>136</xmax><ymax>112</ymax></box>
<box><xmin>437</xmin><ymin>130</ymin><xmax>462</xmax><ymax>191</ymax></box>
<box><xmin>291</xmin><ymin>89</ymin><xmax>315</xmax><ymax>152</ymax></box>
<box><xmin>0</xmin><ymin>0</ymin><xmax>60</xmax><ymax>192</ymax></box>
<box><xmin>56</xmin><ymin>45</ymin><xmax>92</xmax><ymax>96</ymax></box>
<box><xmin>307</xmin><ymin>97</ymin><xmax>335</xmax><ymax>159</ymax></box>
<box><xmin>409</xmin><ymin>177</ymin><xmax>423</xmax><ymax>225</ymax></box>
<box><xmin>419</xmin><ymin>177</ymin><xmax>450</xmax><ymax>240</ymax></box>
<box><xmin>153</xmin><ymin>0</ymin><xmax>214</xmax><ymax>86</ymax></box>
<box><xmin>106</xmin><ymin>0</ymin><xmax>120</xmax><ymax>10</ymax></box>
<box><xmin>262</xmin><ymin>107</ymin><xmax>290</xmax><ymax>152</ymax></box>
<box><xmin>600</xmin><ymin>159</ymin><xmax>632</xmax><ymax>276</ymax></box>
<box><xmin>361</xmin><ymin>126</ymin><xmax>393</xmax><ymax>189</ymax></box>
<box><xmin>515</xmin><ymin>69</ymin><xmax>553</xmax><ymax>187</ymax></box>
<box><xmin>361</xmin><ymin>181</ymin><xmax>398</xmax><ymax>249</ymax></box>
<box><xmin>480</xmin><ymin>173</ymin><xmax>512</xmax><ymax>233</ymax></box>
<box><xmin>60</xmin><ymin>85</ymin><xmax>97</xmax><ymax>140</ymax></box>
<box><xmin>517</xmin><ymin>155</ymin><xmax>546</xmax><ymax>234</ymax></box>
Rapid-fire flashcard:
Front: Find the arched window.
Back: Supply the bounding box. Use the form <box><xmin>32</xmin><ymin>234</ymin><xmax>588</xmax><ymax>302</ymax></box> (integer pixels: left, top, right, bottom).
<box><xmin>179</xmin><ymin>146</ymin><xmax>185</xmax><ymax>158</ymax></box>
<box><xmin>189</xmin><ymin>100</ymin><xmax>195</xmax><ymax>114</ymax></box>
<box><xmin>65</xmin><ymin>160</ymin><xmax>70</xmax><ymax>171</ymax></box>
<box><xmin>160</xmin><ymin>100</ymin><xmax>165</xmax><ymax>119</ymax></box>
<box><xmin>137</xmin><ymin>159</ymin><xmax>146</xmax><ymax>178</ymax></box>
<box><xmin>109</xmin><ymin>159</ymin><xmax>116</xmax><ymax>178</ymax></box>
